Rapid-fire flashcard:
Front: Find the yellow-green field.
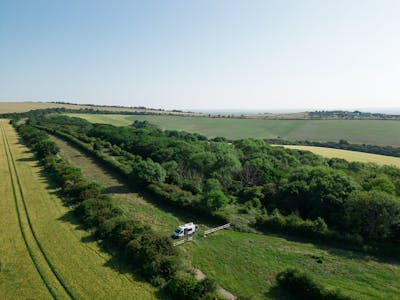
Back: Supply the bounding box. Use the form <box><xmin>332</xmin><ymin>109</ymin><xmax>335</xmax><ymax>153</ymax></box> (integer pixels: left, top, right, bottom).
<box><xmin>276</xmin><ymin>145</ymin><xmax>400</xmax><ymax>168</ymax></box>
<box><xmin>0</xmin><ymin>101</ymin><xmax>149</xmax><ymax>114</ymax></box>
<box><xmin>0</xmin><ymin>119</ymin><xmax>156</xmax><ymax>299</ymax></box>
<box><xmin>0</xmin><ymin>101</ymin><xmax>202</xmax><ymax>116</ymax></box>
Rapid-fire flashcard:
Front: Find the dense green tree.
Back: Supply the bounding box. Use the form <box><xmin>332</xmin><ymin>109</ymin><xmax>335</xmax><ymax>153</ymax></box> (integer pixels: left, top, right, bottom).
<box><xmin>344</xmin><ymin>190</ymin><xmax>400</xmax><ymax>241</ymax></box>
<box><xmin>131</xmin><ymin>159</ymin><xmax>166</xmax><ymax>185</ymax></box>
<box><xmin>203</xmin><ymin>179</ymin><xmax>229</xmax><ymax>210</ymax></box>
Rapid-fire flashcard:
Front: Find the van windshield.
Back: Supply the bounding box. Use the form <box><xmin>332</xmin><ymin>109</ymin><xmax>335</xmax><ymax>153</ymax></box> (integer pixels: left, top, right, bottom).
<box><xmin>174</xmin><ymin>229</ymin><xmax>182</xmax><ymax>234</ymax></box>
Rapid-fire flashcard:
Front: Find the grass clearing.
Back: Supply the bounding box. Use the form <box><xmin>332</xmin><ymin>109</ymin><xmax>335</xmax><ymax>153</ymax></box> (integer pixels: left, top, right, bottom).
<box><xmin>67</xmin><ymin>113</ymin><xmax>400</xmax><ymax>146</ymax></box>
<box><xmin>51</xmin><ymin>127</ymin><xmax>400</xmax><ymax>299</ymax></box>
<box><xmin>275</xmin><ymin>145</ymin><xmax>400</xmax><ymax>168</ymax></box>
<box><xmin>0</xmin><ymin>119</ymin><xmax>156</xmax><ymax>299</ymax></box>
<box><xmin>187</xmin><ymin>230</ymin><xmax>400</xmax><ymax>299</ymax></box>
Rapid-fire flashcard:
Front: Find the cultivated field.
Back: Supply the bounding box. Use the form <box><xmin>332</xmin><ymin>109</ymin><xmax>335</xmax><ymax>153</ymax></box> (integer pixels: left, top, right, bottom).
<box><xmin>51</xmin><ymin>130</ymin><xmax>400</xmax><ymax>299</ymax></box>
<box><xmin>67</xmin><ymin>113</ymin><xmax>400</xmax><ymax>146</ymax></box>
<box><xmin>0</xmin><ymin>120</ymin><xmax>156</xmax><ymax>299</ymax></box>
<box><xmin>276</xmin><ymin>145</ymin><xmax>400</xmax><ymax>168</ymax></box>
<box><xmin>0</xmin><ymin>101</ymin><xmax>200</xmax><ymax>116</ymax></box>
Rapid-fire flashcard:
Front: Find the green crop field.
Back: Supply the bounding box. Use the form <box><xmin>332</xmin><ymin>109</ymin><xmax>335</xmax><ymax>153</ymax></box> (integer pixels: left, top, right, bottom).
<box><xmin>67</xmin><ymin>113</ymin><xmax>400</xmax><ymax>146</ymax></box>
<box><xmin>50</xmin><ymin>129</ymin><xmax>400</xmax><ymax>300</ymax></box>
<box><xmin>0</xmin><ymin>120</ymin><xmax>156</xmax><ymax>299</ymax></box>
<box><xmin>276</xmin><ymin>145</ymin><xmax>400</xmax><ymax>168</ymax></box>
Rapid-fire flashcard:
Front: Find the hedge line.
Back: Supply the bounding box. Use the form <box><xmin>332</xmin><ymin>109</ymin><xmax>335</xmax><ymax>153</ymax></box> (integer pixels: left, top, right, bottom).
<box><xmin>37</xmin><ymin>125</ymin><xmax>228</xmax><ymax>224</ymax></box>
<box><xmin>17</xmin><ymin>123</ymin><xmax>221</xmax><ymax>299</ymax></box>
<box><xmin>256</xmin><ymin>211</ymin><xmax>363</xmax><ymax>247</ymax></box>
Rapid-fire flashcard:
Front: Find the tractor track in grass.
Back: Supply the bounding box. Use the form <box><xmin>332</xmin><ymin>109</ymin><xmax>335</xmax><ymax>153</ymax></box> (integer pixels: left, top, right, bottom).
<box><xmin>1</xmin><ymin>124</ymin><xmax>75</xmax><ymax>300</ymax></box>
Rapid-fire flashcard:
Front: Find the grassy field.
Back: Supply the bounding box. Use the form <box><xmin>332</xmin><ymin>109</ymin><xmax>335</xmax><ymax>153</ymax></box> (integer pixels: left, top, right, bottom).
<box><xmin>50</xmin><ymin>130</ymin><xmax>400</xmax><ymax>299</ymax></box>
<box><xmin>187</xmin><ymin>230</ymin><xmax>400</xmax><ymax>299</ymax></box>
<box><xmin>67</xmin><ymin>113</ymin><xmax>400</xmax><ymax>146</ymax></box>
<box><xmin>0</xmin><ymin>120</ymin><xmax>156</xmax><ymax>299</ymax></box>
<box><xmin>275</xmin><ymin>145</ymin><xmax>400</xmax><ymax>168</ymax></box>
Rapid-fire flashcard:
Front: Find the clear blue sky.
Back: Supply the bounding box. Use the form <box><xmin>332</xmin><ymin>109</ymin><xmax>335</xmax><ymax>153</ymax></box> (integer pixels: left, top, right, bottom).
<box><xmin>1</xmin><ymin>0</ymin><xmax>399</xmax><ymax>111</ymax></box>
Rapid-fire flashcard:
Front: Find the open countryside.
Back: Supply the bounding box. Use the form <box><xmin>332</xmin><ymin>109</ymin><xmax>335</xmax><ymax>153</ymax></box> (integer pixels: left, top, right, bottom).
<box><xmin>3</xmin><ymin>2</ymin><xmax>400</xmax><ymax>299</ymax></box>
<box><xmin>48</xmin><ymin>125</ymin><xmax>400</xmax><ymax>299</ymax></box>
<box><xmin>0</xmin><ymin>119</ymin><xmax>156</xmax><ymax>299</ymax></box>
<box><xmin>67</xmin><ymin>113</ymin><xmax>400</xmax><ymax>146</ymax></box>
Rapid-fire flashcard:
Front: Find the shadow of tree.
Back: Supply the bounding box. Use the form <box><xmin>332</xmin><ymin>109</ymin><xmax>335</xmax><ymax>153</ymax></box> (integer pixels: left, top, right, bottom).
<box><xmin>17</xmin><ymin>156</ymin><xmax>37</xmax><ymax>162</ymax></box>
<box><xmin>103</xmin><ymin>185</ymin><xmax>129</xmax><ymax>194</ymax></box>
<box><xmin>257</xmin><ymin>228</ymin><xmax>400</xmax><ymax>266</ymax></box>
<box><xmin>265</xmin><ymin>285</ymin><xmax>295</xmax><ymax>300</ymax></box>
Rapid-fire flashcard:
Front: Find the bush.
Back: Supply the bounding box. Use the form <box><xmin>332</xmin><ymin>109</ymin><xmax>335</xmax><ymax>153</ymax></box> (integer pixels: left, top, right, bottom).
<box><xmin>166</xmin><ymin>271</ymin><xmax>221</xmax><ymax>300</ymax></box>
<box><xmin>148</xmin><ymin>183</ymin><xmax>200</xmax><ymax>208</ymax></box>
<box><xmin>78</xmin><ymin>196</ymin><xmax>123</xmax><ymax>228</ymax></box>
<box><xmin>79</xmin><ymin>182</ymin><xmax>104</xmax><ymax>201</ymax></box>
<box><xmin>276</xmin><ymin>268</ymin><xmax>351</xmax><ymax>300</ymax></box>
<box><xmin>130</xmin><ymin>158</ymin><xmax>166</xmax><ymax>185</ymax></box>
<box><xmin>125</xmin><ymin>231</ymin><xmax>179</xmax><ymax>281</ymax></box>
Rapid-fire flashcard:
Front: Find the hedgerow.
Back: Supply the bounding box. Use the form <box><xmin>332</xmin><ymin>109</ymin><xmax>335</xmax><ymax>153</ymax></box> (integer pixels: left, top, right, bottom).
<box><xmin>15</xmin><ymin>122</ymin><xmax>220</xmax><ymax>298</ymax></box>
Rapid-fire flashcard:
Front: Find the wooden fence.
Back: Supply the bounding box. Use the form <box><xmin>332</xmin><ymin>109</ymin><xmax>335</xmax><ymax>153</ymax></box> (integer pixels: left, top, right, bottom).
<box><xmin>203</xmin><ymin>223</ymin><xmax>230</xmax><ymax>237</ymax></box>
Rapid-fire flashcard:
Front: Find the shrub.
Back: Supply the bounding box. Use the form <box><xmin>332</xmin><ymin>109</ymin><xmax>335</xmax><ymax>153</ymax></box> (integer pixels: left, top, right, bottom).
<box><xmin>166</xmin><ymin>272</ymin><xmax>220</xmax><ymax>300</ymax></box>
<box><xmin>79</xmin><ymin>182</ymin><xmax>104</xmax><ymax>201</ymax></box>
<box><xmin>131</xmin><ymin>159</ymin><xmax>166</xmax><ymax>185</ymax></box>
<box><xmin>276</xmin><ymin>268</ymin><xmax>351</xmax><ymax>300</ymax></box>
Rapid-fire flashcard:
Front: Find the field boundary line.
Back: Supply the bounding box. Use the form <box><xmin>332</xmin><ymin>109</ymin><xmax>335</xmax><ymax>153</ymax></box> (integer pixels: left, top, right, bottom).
<box><xmin>1</xmin><ymin>124</ymin><xmax>76</xmax><ymax>300</ymax></box>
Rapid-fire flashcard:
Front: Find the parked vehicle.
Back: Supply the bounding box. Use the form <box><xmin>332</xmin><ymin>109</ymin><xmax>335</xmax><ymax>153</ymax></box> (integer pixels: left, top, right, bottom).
<box><xmin>172</xmin><ymin>222</ymin><xmax>198</xmax><ymax>239</ymax></box>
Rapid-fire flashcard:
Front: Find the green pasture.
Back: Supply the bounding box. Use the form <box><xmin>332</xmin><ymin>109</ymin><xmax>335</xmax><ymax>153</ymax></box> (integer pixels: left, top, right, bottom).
<box><xmin>188</xmin><ymin>230</ymin><xmax>400</xmax><ymax>300</ymax></box>
<box><xmin>67</xmin><ymin>113</ymin><xmax>400</xmax><ymax>146</ymax></box>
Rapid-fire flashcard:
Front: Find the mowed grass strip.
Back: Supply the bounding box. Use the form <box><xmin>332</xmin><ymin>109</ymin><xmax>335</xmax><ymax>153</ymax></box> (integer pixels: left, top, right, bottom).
<box><xmin>1</xmin><ymin>120</ymin><xmax>157</xmax><ymax>299</ymax></box>
<box><xmin>188</xmin><ymin>230</ymin><xmax>400</xmax><ymax>300</ymax></box>
<box><xmin>275</xmin><ymin>145</ymin><xmax>400</xmax><ymax>168</ymax></box>
<box><xmin>67</xmin><ymin>113</ymin><xmax>400</xmax><ymax>146</ymax></box>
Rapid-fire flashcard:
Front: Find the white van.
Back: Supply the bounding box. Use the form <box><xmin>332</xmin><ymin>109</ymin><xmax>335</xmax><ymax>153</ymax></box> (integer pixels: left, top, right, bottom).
<box><xmin>172</xmin><ymin>222</ymin><xmax>199</xmax><ymax>239</ymax></box>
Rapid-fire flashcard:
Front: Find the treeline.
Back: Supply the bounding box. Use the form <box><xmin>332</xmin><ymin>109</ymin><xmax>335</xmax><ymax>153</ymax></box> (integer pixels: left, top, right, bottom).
<box><xmin>308</xmin><ymin>110</ymin><xmax>400</xmax><ymax>120</ymax></box>
<box><xmin>266</xmin><ymin>138</ymin><xmax>400</xmax><ymax>158</ymax></box>
<box><xmin>35</xmin><ymin>123</ymin><xmax>227</xmax><ymax>225</ymax></box>
<box><xmin>33</xmin><ymin>114</ymin><xmax>400</xmax><ymax>251</ymax></box>
<box><xmin>16</xmin><ymin>122</ymin><xmax>222</xmax><ymax>299</ymax></box>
